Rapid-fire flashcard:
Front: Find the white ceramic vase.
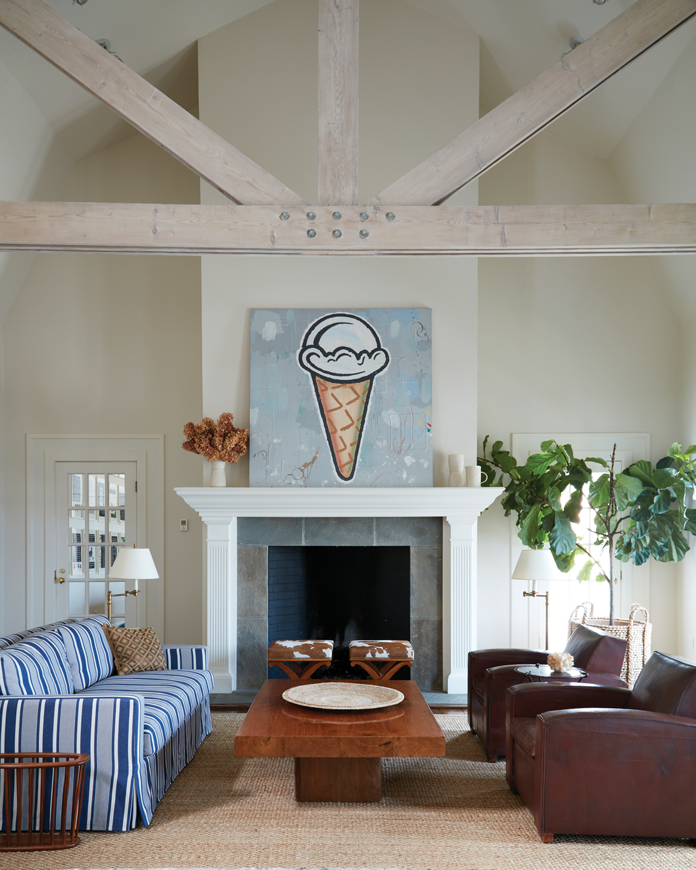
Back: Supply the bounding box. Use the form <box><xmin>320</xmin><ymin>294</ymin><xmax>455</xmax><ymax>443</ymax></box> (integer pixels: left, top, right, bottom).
<box><xmin>209</xmin><ymin>459</ymin><xmax>227</xmax><ymax>487</ymax></box>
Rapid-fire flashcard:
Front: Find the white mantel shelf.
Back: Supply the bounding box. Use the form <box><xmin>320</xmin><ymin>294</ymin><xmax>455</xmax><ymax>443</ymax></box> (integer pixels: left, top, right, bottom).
<box><xmin>174</xmin><ymin>486</ymin><xmax>503</xmax><ymax>519</ymax></box>
<box><xmin>176</xmin><ymin>486</ymin><xmax>504</xmax><ymax>695</ymax></box>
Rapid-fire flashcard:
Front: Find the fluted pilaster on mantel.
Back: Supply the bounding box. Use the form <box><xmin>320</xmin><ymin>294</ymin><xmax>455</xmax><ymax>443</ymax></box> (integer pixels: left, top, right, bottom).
<box><xmin>176</xmin><ymin>487</ymin><xmax>503</xmax><ymax>693</ymax></box>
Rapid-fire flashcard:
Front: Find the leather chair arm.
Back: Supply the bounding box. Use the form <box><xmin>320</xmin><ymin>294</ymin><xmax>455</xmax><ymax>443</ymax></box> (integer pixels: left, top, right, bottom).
<box><xmin>540</xmin><ymin>707</ymin><xmax>696</xmax><ymax>733</ymax></box>
<box><xmin>506</xmin><ymin>682</ymin><xmax>631</xmax><ymax>720</ymax></box>
<box><xmin>469</xmin><ymin>648</ymin><xmax>546</xmax><ymax>681</ymax></box>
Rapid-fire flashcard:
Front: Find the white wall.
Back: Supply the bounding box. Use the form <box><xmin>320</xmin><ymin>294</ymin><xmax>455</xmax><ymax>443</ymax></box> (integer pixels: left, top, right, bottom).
<box><xmin>0</xmin><ymin>58</ymin><xmax>74</xmax><ymax>633</ymax></box>
<box><xmin>608</xmin><ymin>34</ymin><xmax>696</xmax><ymax>659</ymax></box>
<box><xmin>2</xmin><ymin>134</ymin><xmax>204</xmax><ymax>642</ymax></box>
<box><xmin>198</xmin><ymin>0</ymin><xmax>480</xmax><ymax>490</ymax></box>
<box><xmin>477</xmin><ymin>129</ymin><xmax>681</xmax><ymax>655</ymax></box>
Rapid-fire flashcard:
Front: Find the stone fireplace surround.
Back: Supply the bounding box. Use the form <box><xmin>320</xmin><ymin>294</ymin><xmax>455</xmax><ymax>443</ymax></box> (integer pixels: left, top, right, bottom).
<box><xmin>175</xmin><ymin>488</ymin><xmax>502</xmax><ymax>694</ymax></box>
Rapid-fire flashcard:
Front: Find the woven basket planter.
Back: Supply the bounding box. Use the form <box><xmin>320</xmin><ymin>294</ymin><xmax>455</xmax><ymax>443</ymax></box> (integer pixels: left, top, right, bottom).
<box><xmin>569</xmin><ymin>602</ymin><xmax>652</xmax><ymax>688</ymax></box>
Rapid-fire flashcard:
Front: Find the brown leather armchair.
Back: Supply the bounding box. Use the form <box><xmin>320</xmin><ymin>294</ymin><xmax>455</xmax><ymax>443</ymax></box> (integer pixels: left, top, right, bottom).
<box><xmin>468</xmin><ymin>624</ymin><xmax>627</xmax><ymax>761</ymax></box>
<box><xmin>506</xmin><ymin>651</ymin><xmax>696</xmax><ymax>843</ymax></box>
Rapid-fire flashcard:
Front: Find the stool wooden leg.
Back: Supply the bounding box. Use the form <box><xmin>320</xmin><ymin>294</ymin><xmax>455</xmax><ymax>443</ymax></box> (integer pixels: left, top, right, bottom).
<box><xmin>351</xmin><ymin>660</ymin><xmax>412</xmax><ymax>680</ymax></box>
<box><xmin>269</xmin><ymin>661</ymin><xmax>326</xmax><ymax>679</ymax></box>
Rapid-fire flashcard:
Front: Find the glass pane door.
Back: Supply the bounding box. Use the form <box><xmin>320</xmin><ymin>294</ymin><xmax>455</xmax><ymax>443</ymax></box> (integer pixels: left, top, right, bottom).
<box><xmin>57</xmin><ymin>463</ymin><xmax>136</xmax><ymax>627</ymax></box>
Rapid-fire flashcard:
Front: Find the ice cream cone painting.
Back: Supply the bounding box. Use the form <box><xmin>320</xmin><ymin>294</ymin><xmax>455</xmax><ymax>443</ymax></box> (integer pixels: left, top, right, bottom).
<box><xmin>249</xmin><ymin>308</ymin><xmax>432</xmax><ymax>487</ymax></box>
<box><xmin>298</xmin><ymin>313</ymin><xmax>389</xmax><ymax>481</ymax></box>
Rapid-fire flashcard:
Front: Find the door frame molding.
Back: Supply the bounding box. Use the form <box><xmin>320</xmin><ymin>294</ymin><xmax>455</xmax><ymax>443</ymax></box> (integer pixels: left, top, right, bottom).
<box><xmin>27</xmin><ymin>435</ymin><xmax>164</xmax><ymax>635</ymax></box>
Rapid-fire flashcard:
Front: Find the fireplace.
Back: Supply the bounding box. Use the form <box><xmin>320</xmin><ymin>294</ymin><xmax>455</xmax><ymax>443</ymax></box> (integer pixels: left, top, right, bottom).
<box><xmin>239</xmin><ymin>521</ymin><xmax>438</xmax><ymax>689</ymax></box>
<box><xmin>266</xmin><ymin>543</ymin><xmax>414</xmax><ymax>682</ymax></box>
<box><xmin>175</xmin><ymin>486</ymin><xmax>502</xmax><ymax>694</ymax></box>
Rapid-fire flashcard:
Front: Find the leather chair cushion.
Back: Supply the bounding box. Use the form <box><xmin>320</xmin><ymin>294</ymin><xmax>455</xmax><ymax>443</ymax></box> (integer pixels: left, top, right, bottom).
<box><xmin>630</xmin><ymin>650</ymin><xmax>696</xmax><ymax>717</ymax></box>
<box><xmin>508</xmin><ymin>717</ymin><xmax>537</xmax><ymax>757</ymax></box>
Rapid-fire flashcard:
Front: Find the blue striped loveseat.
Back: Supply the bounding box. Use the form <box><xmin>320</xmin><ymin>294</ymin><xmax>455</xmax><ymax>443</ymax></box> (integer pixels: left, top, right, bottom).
<box><xmin>0</xmin><ymin>615</ymin><xmax>213</xmax><ymax>831</ymax></box>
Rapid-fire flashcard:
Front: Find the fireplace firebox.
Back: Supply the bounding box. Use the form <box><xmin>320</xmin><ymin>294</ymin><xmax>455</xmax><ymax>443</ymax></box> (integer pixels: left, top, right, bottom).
<box><xmin>267</xmin><ymin>545</ymin><xmax>411</xmax><ymax>679</ymax></box>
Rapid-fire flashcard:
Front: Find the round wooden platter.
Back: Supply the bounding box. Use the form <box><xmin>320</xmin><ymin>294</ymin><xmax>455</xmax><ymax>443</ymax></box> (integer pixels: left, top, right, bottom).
<box><xmin>282</xmin><ymin>682</ymin><xmax>404</xmax><ymax>711</ymax></box>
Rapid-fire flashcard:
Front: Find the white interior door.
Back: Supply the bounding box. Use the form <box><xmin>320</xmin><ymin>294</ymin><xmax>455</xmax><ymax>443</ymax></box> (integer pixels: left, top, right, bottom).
<box><xmin>55</xmin><ymin>462</ymin><xmax>137</xmax><ymax>626</ymax></box>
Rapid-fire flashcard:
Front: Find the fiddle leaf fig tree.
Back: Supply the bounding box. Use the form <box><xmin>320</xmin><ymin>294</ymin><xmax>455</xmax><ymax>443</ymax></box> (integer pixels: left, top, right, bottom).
<box><xmin>478</xmin><ymin>437</ymin><xmax>696</xmax><ymax>624</ymax></box>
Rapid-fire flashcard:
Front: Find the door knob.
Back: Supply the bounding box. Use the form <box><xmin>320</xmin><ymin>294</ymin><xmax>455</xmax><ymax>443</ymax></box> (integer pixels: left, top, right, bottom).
<box><xmin>55</xmin><ymin>569</ymin><xmax>66</xmax><ymax>584</ymax></box>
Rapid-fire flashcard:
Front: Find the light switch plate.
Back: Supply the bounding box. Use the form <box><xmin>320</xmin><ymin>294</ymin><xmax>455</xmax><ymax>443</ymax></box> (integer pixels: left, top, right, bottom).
<box><xmin>180</xmin><ymin>519</ymin><xmax>188</xmax><ymax>532</ymax></box>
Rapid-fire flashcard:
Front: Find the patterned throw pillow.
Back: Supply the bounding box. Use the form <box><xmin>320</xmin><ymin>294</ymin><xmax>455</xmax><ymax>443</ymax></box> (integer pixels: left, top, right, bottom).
<box><xmin>102</xmin><ymin>625</ymin><xmax>167</xmax><ymax>676</ymax></box>
<box><xmin>59</xmin><ymin>616</ymin><xmax>114</xmax><ymax>691</ymax></box>
<box><xmin>0</xmin><ymin>632</ymin><xmax>74</xmax><ymax>695</ymax></box>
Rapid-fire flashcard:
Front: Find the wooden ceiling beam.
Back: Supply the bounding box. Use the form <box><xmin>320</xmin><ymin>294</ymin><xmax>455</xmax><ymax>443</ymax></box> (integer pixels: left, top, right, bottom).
<box><xmin>371</xmin><ymin>0</ymin><xmax>696</xmax><ymax>206</ymax></box>
<box><xmin>318</xmin><ymin>0</ymin><xmax>359</xmax><ymax>205</ymax></box>
<box><xmin>0</xmin><ymin>0</ymin><xmax>308</xmax><ymax>207</ymax></box>
<box><xmin>1</xmin><ymin>202</ymin><xmax>694</xmax><ymax>256</ymax></box>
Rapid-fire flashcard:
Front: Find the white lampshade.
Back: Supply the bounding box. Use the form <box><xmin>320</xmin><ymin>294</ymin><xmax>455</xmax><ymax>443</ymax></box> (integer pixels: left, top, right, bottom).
<box><xmin>109</xmin><ymin>547</ymin><xmax>159</xmax><ymax>583</ymax></box>
<box><xmin>511</xmin><ymin>549</ymin><xmax>559</xmax><ymax>581</ymax></box>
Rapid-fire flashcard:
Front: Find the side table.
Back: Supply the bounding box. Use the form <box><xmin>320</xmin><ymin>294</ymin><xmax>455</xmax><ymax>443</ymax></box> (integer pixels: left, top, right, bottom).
<box><xmin>515</xmin><ymin>664</ymin><xmax>587</xmax><ymax>683</ymax></box>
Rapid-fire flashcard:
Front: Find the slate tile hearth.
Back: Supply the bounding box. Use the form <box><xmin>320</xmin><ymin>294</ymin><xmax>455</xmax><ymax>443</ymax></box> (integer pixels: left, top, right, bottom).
<box><xmin>236</xmin><ymin>517</ymin><xmax>444</xmax><ymax>692</ymax></box>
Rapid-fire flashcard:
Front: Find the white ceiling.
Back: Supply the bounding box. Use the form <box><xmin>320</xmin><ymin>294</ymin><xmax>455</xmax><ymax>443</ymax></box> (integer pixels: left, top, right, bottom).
<box><xmin>0</xmin><ymin>0</ymin><xmax>694</xmax><ymax>161</ymax></box>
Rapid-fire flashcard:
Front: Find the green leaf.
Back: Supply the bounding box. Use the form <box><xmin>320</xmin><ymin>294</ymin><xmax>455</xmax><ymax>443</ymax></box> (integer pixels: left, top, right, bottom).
<box><xmin>627</xmin><ymin>460</ymin><xmax>655</xmax><ymax>486</ymax></box>
<box><xmin>540</xmin><ymin>439</ymin><xmax>555</xmax><ymax>452</ymax></box>
<box><xmin>616</xmin><ymin>473</ymin><xmax>642</xmax><ymax>502</ymax></box>
<box><xmin>589</xmin><ymin>474</ymin><xmax>611</xmax><ymax>508</ymax></box>
<box><xmin>585</xmin><ymin>456</ymin><xmax>610</xmax><ymax>469</ymax></box>
<box><xmin>547</xmin><ymin>487</ymin><xmax>562</xmax><ymax>512</ymax></box>
<box><xmin>549</xmin><ymin>513</ymin><xmax>577</xmax><ymax>555</ymax></box>
<box><xmin>562</xmin><ymin>444</ymin><xmax>574</xmax><ymax>463</ymax></box>
<box><xmin>668</xmin><ymin>442</ymin><xmax>683</xmax><ymax>459</ymax></box>
<box><xmin>684</xmin><ymin>509</ymin><xmax>696</xmax><ymax>535</ymax></box>
<box><xmin>653</xmin><ymin>489</ymin><xmax>673</xmax><ymax>514</ymax></box>
<box><xmin>563</xmin><ymin>490</ymin><xmax>583</xmax><ymax>524</ymax></box>
<box><xmin>577</xmin><ymin>559</ymin><xmax>593</xmax><ymax>582</ymax></box>
<box><xmin>526</xmin><ymin>453</ymin><xmax>558</xmax><ymax>475</ymax></box>
<box><xmin>552</xmin><ymin>548</ymin><xmax>578</xmax><ymax>573</ymax></box>
<box><xmin>656</xmin><ymin>456</ymin><xmax>676</xmax><ymax>469</ymax></box>
<box><xmin>653</xmin><ymin>468</ymin><xmax>678</xmax><ymax>490</ymax></box>
<box><xmin>491</xmin><ymin>440</ymin><xmax>503</xmax><ymax>455</ymax></box>
<box><xmin>665</xmin><ymin>529</ymin><xmax>690</xmax><ymax>562</ymax></box>
<box><xmin>519</xmin><ymin>504</ymin><xmax>542</xmax><ymax>548</ymax></box>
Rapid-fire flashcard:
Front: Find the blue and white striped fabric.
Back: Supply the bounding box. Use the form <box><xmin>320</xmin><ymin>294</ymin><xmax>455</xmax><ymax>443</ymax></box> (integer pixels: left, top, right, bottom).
<box><xmin>0</xmin><ymin>632</ymin><xmax>74</xmax><ymax>696</ymax></box>
<box><xmin>0</xmin><ymin>694</ymin><xmax>145</xmax><ymax>831</ymax></box>
<box><xmin>162</xmin><ymin>644</ymin><xmax>209</xmax><ymax>670</ymax></box>
<box><xmin>0</xmin><ymin>618</ymin><xmax>213</xmax><ymax>830</ymax></box>
<box><xmin>0</xmin><ymin>617</ymin><xmax>83</xmax><ymax>651</ymax></box>
<box><xmin>78</xmin><ymin>669</ymin><xmax>214</xmax><ymax>757</ymax></box>
<box><xmin>59</xmin><ymin>615</ymin><xmax>114</xmax><ymax>691</ymax></box>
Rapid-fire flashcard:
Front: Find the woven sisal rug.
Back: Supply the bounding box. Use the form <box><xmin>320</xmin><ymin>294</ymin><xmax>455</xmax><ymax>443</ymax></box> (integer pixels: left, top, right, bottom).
<box><xmin>5</xmin><ymin>714</ymin><xmax>696</xmax><ymax>870</ymax></box>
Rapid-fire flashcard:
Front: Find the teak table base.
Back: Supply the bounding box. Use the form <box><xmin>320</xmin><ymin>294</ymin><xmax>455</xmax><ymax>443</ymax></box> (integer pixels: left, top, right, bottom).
<box><xmin>295</xmin><ymin>756</ymin><xmax>381</xmax><ymax>802</ymax></box>
<box><xmin>235</xmin><ymin>679</ymin><xmax>445</xmax><ymax>804</ymax></box>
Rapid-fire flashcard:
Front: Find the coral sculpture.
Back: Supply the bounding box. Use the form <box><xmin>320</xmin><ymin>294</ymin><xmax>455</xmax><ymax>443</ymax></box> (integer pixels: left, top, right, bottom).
<box><xmin>182</xmin><ymin>413</ymin><xmax>249</xmax><ymax>463</ymax></box>
<box><xmin>547</xmin><ymin>651</ymin><xmax>574</xmax><ymax>672</ymax></box>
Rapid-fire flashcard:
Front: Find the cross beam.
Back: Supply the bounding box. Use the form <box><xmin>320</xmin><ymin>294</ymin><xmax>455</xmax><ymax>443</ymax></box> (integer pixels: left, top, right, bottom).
<box><xmin>1</xmin><ymin>202</ymin><xmax>693</xmax><ymax>255</ymax></box>
<box><xmin>0</xmin><ymin>0</ymin><xmax>308</xmax><ymax>206</ymax></box>
<box><xmin>372</xmin><ymin>0</ymin><xmax>696</xmax><ymax>206</ymax></box>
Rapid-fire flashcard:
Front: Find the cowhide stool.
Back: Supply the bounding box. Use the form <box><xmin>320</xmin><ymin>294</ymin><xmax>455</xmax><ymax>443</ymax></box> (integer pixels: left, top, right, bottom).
<box><xmin>268</xmin><ymin>639</ymin><xmax>334</xmax><ymax>679</ymax></box>
<box><xmin>349</xmin><ymin>640</ymin><xmax>414</xmax><ymax>680</ymax></box>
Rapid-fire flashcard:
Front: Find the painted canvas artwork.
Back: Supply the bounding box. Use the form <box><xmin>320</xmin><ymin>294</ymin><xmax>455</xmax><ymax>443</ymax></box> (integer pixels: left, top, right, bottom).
<box><xmin>250</xmin><ymin>308</ymin><xmax>432</xmax><ymax>487</ymax></box>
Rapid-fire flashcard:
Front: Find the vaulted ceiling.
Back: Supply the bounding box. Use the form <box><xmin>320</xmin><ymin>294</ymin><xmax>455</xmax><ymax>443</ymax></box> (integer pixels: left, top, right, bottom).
<box><xmin>1</xmin><ymin>0</ymin><xmax>694</xmax><ymax>163</ymax></box>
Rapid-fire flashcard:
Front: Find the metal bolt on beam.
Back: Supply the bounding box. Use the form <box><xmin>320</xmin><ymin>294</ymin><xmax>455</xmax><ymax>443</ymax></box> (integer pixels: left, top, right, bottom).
<box><xmin>333</xmin><ymin>229</ymin><xmax>342</xmax><ymax>238</ymax></box>
<box><xmin>333</xmin><ymin>212</ymin><xmax>342</xmax><ymax>220</ymax></box>
<box><xmin>307</xmin><ymin>229</ymin><xmax>316</xmax><ymax>238</ymax></box>
<box><xmin>360</xmin><ymin>213</ymin><xmax>369</xmax><ymax>221</ymax></box>
<box><xmin>280</xmin><ymin>212</ymin><xmax>290</xmax><ymax>220</ymax></box>
<box><xmin>307</xmin><ymin>212</ymin><xmax>316</xmax><ymax>221</ymax></box>
<box><xmin>359</xmin><ymin>229</ymin><xmax>369</xmax><ymax>239</ymax></box>
<box><xmin>386</xmin><ymin>212</ymin><xmax>395</xmax><ymax>221</ymax></box>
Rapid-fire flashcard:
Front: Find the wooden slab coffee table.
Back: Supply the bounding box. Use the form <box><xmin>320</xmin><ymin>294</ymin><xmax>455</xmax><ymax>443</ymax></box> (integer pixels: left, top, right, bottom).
<box><xmin>234</xmin><ymin>679</ymin><xmax>445</xmax><ymax>802</ymax></box>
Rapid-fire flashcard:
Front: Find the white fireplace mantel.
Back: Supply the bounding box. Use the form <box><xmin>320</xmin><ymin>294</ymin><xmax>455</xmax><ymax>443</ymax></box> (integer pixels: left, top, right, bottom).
<box><xmin>176</xmin><ymin>486</ymin><xmax>503</xmax><ymax>694</ymax></box>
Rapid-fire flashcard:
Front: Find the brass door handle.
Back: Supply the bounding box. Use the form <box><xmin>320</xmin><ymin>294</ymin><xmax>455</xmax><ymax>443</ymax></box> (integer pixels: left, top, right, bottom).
<box><xmin>55</xmin><ymin>569</ymin><xmax>66</xmax><ymax>584</ymax></box>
